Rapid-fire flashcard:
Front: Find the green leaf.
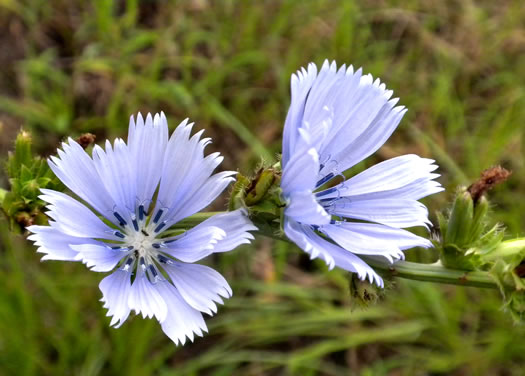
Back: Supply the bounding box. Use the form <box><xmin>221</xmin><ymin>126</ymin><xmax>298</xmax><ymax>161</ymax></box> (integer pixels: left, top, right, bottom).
<box><xmin>36</xmin><ymin>177</ymin><xmax>52</xmax><ymax>187</ymax></box>
<box><xmin>19</xmin><ymin>165</ymin><xmax>32</xmax><ymax>183</ymax></box>
<box><xmin>21</xmin><ymin>179</ymin><xmax>40</xmax><ymax>200</ymax></box>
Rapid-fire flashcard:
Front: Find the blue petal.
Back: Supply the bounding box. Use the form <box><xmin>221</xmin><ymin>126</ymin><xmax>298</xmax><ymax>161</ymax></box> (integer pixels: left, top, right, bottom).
<box><xmin>27</xmin><ymin>225</ymin><xmax>96</xmax><ymax>261</ymax></box>
<box><xmin>340</xmin><ymin>178</ymin><xmax>443</xmax><ymax>202</ymax></box>
<box><xmin>127</xmin><ymin>269</ymin><xmax>168</xmax><ymax>322</ymax></box>
<box><xmin>281</xmin><ymin>146</ymin><xmax>319</xmax><ymax>194</ymax></box>
<box><xmin>99</xmin><ymin>269</ymin><xmax>133</xmax><ymax>328</ymax></box>
<box><xmin>162</xmin><ymin>225</ymin><xmax>227</xmax><ymax>263</ymax></box>
<box><xmin>284</xmin><ymin>218</ymin><xmax>383</xmax><ymax>286</ymax></box>
<box><xmin>282</xmin><ymin>62</ymin><xmax>318</xmax><ymax>167</ymax></box>
<box><xmin>162</xmin><ymin>262</ymin><xmax>232</xmax><ymax>315</ymax></box>
<box><xmin>285</xmin><ymin>190</ymin><xmax>331</xmax><ymax>226</ymax></box>
<box><xmin>282</xmin><ymin>60</ymin><xmax>406</xmax><ymax>176</ymax></box>
<box><xmin>329</xmin><ymin>222</ymin><xmax>433</xmax><ymax>250</ymax></box>
<box><xmin>164</xmin><ymin>171</ymin><xmax>236</xmax><ymax>227</ymax></box>
<box><xmin>48</xmin><ymin>138</ymin><xmax>118</xmax><ymax>224</ymax></box>
<box><xmin>39</xmin><ymin>189</ymin><xmax>123</xmax><ymax>241</ymax></box>
<box><xmin>91</xmin><ymin>138</ymin><xmax>137</xmax><ymax>224</ymax></box>
<box><xmin>128</xmin><ymin>113</ymin><xmax>169</xmax><ymax>212</ymax></box>
<box><xmin>323</xmin><ymin>99</ymin><xmax>406</xmax><ymax>174</ymax></box>
<box><xmin>284</xmin><ymin>218</ymin><xmax>335</xmax><ymax>269</ymax></box>
<box><xmin>71</xmin><ymin>243</ymin><xmax>131</xmax><ymax>272</ymax></box>
<box><xmin>313</xmin><ymin>67</ymin><xmax>403</xmax><ymax>174</ymax></box>
<box><xmin>327</xmin><ymin>198</ymin><xmax>431</xmax><ymax>229</ymax></box>
<box><xmin>321</xmin><ymin>155</ymin><xmax>442</xmax><ymax>229</ymax></box>
<box><xmin>323</xmin><ymin>155</ymin><xmax>441</xmax><ymax>198</ymax></box>
<box><xmin>196</xmin><ymin>210</ymin><xmax>257</xmax><ymax>253</ymax></box>
<box><xmin>163</xmin><ymin>209</ymin><xmax>257</xmax><ymax>263</ymax></box>
<box><xmin>320</xmin><ymin>222</ymin><xmax>429</xmax><ymax>263</ymax></box>
<box><xmin>321</xmin><ymin>242</ymin><xmax>384</xmax><ymax>287</ymax></box>
<box><xmin>153</xmin><ymin>119</ymin><xmax>236</xmax><ymax>227</ymax></box>
<box><xmin>156</xmin><ymin>281</ymin><xmax>207</xmax><ymax>345</ymax></box>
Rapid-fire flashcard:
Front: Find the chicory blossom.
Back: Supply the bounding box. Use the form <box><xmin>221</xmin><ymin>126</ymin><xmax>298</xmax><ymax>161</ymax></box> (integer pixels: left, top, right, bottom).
<box><xmin>281</xmin><ymin>61</ymin><xmax>443</xmax><ymax>287</ymax></box>
<box><xmin>28</xmin><ymin>113</ymin><xmax>257</xmax><ymax>344</ymax></box>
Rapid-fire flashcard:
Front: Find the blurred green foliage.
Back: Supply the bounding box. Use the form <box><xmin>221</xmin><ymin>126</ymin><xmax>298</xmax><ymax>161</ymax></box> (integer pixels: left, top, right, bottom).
<box><xmin>0</xmin><ymin>0</ymin><xmax>524</xmax><ymax>375</ymax></box>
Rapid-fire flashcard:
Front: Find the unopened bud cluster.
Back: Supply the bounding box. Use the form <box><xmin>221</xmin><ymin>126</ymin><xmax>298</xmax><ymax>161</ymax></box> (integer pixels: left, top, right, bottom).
<box><xmin>437</xmin><ymin>188</ymin><xmax>502</xmax><ymax>270</ymax></box>
<box><xmin>437</xmin><ymin>180</ymin><xmax>525</xmax><ymax>322</ymax></box>
<box><xmin>2</xmin><ymin>131</ymin><xmax>62</xmax><ymax>232</ymax></box>
<box><xmin>229</xmin><ymin>165</ymin><xmax>284</xmax><ymax>234</ymax></box>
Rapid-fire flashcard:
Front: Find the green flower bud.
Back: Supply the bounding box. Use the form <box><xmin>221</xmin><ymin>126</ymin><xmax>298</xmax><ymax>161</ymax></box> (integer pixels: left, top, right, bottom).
<box><xmin>2</xmin><ymin>130</ymin><xmax>63</xmax><ymax>232</ymax></box>
<box><xmin>245</xmin><ymin>168</ymin><xmax>278</xmax><ymax>206</ymax></box>
<box><xmin>444</xmin><ymin>189</ymin><xmax>474</xmax><ymax>248</ymax></box>
<box><xmin>7</xmin><ymin>130</ymin><xmax>32</xmax><ymax>178</ymax></box>
<box><xmin>229</xmin><ymin>166</ymin><xmax>283</xmax><ymax>216</ymax></box>
<box><xmin>438</xmin><ymin>187</ymin><xmax>503</xmax><ymax>270</ymax></box>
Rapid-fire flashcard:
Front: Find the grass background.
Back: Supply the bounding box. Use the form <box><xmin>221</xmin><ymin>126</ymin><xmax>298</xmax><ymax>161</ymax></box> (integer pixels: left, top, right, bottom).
<box><xmin>0</xmin><ymin>0</ymin><xmax>525</xmax><ymax>375</ymax></box>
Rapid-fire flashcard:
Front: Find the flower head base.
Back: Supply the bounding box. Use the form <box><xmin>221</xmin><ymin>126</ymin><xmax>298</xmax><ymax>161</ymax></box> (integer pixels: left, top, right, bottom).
<box><xmin>281</xmin><ymin>61</ymin><xmax>443</xmax><ymax>287</ymax></box>
<box><xmin>28</xmin><ymin>113</ymin><xmax>257</xmax><ymax>345</ymax></box>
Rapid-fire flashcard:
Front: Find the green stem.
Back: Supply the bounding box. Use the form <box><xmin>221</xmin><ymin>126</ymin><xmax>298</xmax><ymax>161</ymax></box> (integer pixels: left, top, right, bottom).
<box><xmin>180</xmin><ymin>211</ymin><xmax>498</xmax><ymax>289</ymax></box>
<box><xmin>360</xmin><ymin>257</ymin><xmax>496</xmax><ymax>289</ymax></box>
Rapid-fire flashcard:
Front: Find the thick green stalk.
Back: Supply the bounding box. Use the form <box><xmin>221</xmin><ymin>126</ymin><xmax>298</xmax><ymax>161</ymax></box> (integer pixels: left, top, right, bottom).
<box><xmin>360</xmin><ymin>257</ymin><xmax>496</xmax><ymax>289</ymax></box>
<box><xmin>180</xmin><ymin>211</ymin><xmax>498</xmax><ymax>289</ymax></box>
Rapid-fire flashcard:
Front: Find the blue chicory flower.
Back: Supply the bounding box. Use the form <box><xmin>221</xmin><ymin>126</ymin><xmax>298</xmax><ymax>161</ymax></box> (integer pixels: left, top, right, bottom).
<box><xmin>281</xmin><ymin>61</ymin><xmax>444</xmax><ymax>287</ymax></box>
<box><xmin>28</xmin><ymin>113</ymin><xmax>257</xmax><ymax>344</ymax></box>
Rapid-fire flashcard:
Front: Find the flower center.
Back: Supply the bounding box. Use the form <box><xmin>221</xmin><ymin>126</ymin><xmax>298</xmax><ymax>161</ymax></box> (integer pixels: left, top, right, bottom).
<box><xmin>117</xmin><ymin>228</ymin><xmax>165</xmax><ymax>283</ymax></box>
<box><xmin>128</xmin><ymin>230</ymin><xmax>156</xmax><ymax>258</ymax></box>
<box><xmin>108</xmin><ymin>207</ymin><xmax>175</xmax><ymax>284</ymax></box>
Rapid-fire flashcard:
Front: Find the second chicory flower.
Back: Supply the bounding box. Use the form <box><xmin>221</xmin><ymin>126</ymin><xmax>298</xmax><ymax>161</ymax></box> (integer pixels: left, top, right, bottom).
<box><xmin>280</xmin><ymin>61</ymin><xmax>443</xmax><ymax>287</ymax></box>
